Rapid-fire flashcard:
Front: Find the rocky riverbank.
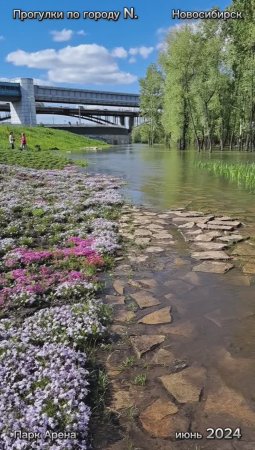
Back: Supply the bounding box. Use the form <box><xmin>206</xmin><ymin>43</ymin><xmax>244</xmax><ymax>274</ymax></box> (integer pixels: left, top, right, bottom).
<box><xmin>94</xmin><ymin>205</ymin><xmax>255</xmax><ymax>450</ymax></box>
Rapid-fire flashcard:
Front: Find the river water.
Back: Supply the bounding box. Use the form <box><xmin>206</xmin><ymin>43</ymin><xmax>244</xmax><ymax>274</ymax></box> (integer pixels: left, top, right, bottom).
<box><xmin>73</xmin><ymin>144</ymin><xmax>255</xmax><ymax>224</ymax></box>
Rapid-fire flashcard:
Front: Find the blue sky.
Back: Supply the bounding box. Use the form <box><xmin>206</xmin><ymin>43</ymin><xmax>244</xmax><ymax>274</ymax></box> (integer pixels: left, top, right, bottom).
<box><xmin>0</xmin><ymin>0</ymin><xmax>230</xmax><ymax>93</ymax></box>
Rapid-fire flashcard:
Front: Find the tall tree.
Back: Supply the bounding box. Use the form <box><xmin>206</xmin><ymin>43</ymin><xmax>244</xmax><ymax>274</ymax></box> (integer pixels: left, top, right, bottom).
<box><xmin>139</xmin><ymin>64</ymin><xmax>164</xmax><ymax>146</ymax></box>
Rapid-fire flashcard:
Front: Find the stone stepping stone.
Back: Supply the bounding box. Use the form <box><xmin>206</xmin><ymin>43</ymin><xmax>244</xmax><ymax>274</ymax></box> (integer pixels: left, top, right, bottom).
<box><xmin>193</xmin><ymin>261</ymin><xmax>234</xmax><ymax>273</ymax></box>
<box><xmin>145</xmin><ymin>246</ymin><xmax>164</xmax><ymax>253</ymax></box>
<box><xmin>198</xmin><ymin>223</ymin><xmax>234</xmax><ymax>231</ymax></box>
<box><xmin>130</xmin><ymin>335</ymin><xmax>165</xmax><ymax>358</ymax></box>
<box><xmin>158</xmin><ymin>213</ymin><xmax>171</xmax><ymax>219</ymax></box>
<box><xmin>149</xmin><ymin>348</ymin><xmax>176</xmax><ymax>366</ymax></box>
<box><xmin>174</xmin><ymin>211</ymin><xmax>203</xmax><ymax>217</ymax></box>
<box><xmin>219</xmin><ymin>234</ymin><xmax>248</xmax><ymax>243</ymax></box>
<box><xmin>134</xmin><ymin>237</ymin><xmax>151</xmax><ymax>246</ymax></box>
<box><xmin>115</xmin><ymin>310</ymin><xmax>135</xmax><ymax>323</ymax></box>
<box><xmin>110</xmin><ymin>390</ymin><xmax>134</xmax><ymax>411</ymax></box>
<box><xmin>128</xmin><ymin>255</ymin><xmax>148</xmax><ymax>263</ymax></box>
<box><xmin>217</xmin><ymin>216</ymin><xmax>237</xmax><ymax>221</ymax></box>
<box><xmin>154</xmin><ymin>232</ymin><xmax>173</xmax><ymax>239</ymax></box>
<box><xmin>191</xmin><ymin>251</ymin><xmax>231</xmax><ymax>261</ymax></box>
<box><xmin>137</xmin><ymin>278</ymin><xmax>158</xmax><ymax>289</ymax></box>
<box><xmin>172</xmin><ymin>216</ymin><xmax>196</xmax><ymax>224</ymax></box>
<box><xmin>113</xmin><ymin>280</ymin><xmax>125</xmax><ymax>295</ymax></box>
<box><xmin>210</xmin><ymin>219</ymin><xmax>241</xmax><ymax>228</ymax></box>
<box><xmin>134</xmin><ymin>229</ymin><xmax>152</xmax><ymax>237</ymax></box>
<box><xmin>139</xmin><ymin>399</ymin><xmax>189</xmax><ymax>438</ymax></box>
<box><xmin>106</xmin><ymin>295</ymin><xmax>125</xmax><ymax>305</ymax></box>
<box><xmin>193</xmin><ymin>231</ymin><xmax>222</xmax><ymax>242</ymax></box>
<box><xmin>130</xmin><ymin>291</ymin><xmax>160</xmax><ymax>309</ymax></box>
<box><xmin>148</xmin><ymin>224</ymin><xmax>164</xmax><ymax>230</ymax></box>
<box><xmin>186</xmin><ymin>229</ymin><xmax>201</xmax><ymax>236</ymax></box>
<box><xmin>143</xmin><ymin>211</ymin><xmax>157</xmax><ymax>216</ymax></box>
<box><xmin>121</xmin><ymin>233</ymin><xmax>134</xmax><ymax>239</ymax></box>
<box><xmin>138</xmin><ymin>306</ymin><xmax>172</xmax><ymax>325</ymax></box>
<box><xmin>178</xmin><ymin>222</ymin><xmax>195</xmax><ymax>229</ymax></box>
<box><xmin>193</xmin><ymin>242</ymin><xmax>227</xmax><ymax>251</ymax></box>
<box><xmin>159</xmin><ymin>366</ymin><xmax>206</xmax><ymax>403</ymax></box>
<box><xmin>242</xmin><ymin>262</ymin><xmax>255</xmax><ymax>274</ymax></box>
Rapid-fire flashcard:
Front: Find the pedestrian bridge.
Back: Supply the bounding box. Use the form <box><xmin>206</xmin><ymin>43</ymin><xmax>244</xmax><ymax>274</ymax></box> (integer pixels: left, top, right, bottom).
<box><xmin>0</xmin><ymin>78</ymin><xmax>140</xmax><ymax>125</ymax></box>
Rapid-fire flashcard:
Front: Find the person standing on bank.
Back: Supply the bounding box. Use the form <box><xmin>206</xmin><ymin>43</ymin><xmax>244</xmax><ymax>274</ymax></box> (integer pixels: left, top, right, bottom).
<box><xmin>9</xmin><ymin>132</ymin><xmax>15</xmax><ymax>149</ymax></box>
<box><xmin>20</xmin><ymin>133</ymin><xmax>27</xmax><ymax>150</ymax></box>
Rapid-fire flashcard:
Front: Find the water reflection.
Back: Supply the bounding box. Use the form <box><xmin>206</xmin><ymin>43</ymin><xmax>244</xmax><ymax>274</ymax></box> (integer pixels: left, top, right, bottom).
<box><xmin>71</xmin><ymin>144</ymin><xmax>255</xmax><ymax>221</ymax></box>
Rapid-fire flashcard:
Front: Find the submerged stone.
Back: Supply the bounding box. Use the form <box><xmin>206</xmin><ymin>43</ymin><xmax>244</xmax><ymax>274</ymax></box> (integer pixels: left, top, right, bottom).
<box><xmin>138</xmin><ymin>306</ymin><xmax>172</xmax><ymax>325</ymax></box>
<box><xmin>130</xmin><ymin>335</ymin><xmax>165</xmax><ymax>358</ymax></box>
<box><xmin>113</xmin><ymin>280</ymin><xmax>125</xmax><ymax>295</ymax></box>
<box><xmin>193</xmin><ymin>261</ymin><xmax>234</xmax><ymax>273</ymax></box>
<box><xmin>191</xmin><ymin>251</ymin><xmax>231</xmax><ymax>260</ymax></box>
<box><xmin>159</xmin><ymin>366</ymin><xmax>206</xmax><ymax>403</ymax></box>
<box><xmin>139</xmin><ymin>398</ymin><xmax>188</xmax><ymax>438</ymax></box>
<box><xmin>150</xmin><ymin>348</ymin><xmax>176</xmax><ymax>366</ymax></box>
<box><xmin>130</xmin><ymin>291</ymin><xmax>160</xmax><ymax>309</ymax></box>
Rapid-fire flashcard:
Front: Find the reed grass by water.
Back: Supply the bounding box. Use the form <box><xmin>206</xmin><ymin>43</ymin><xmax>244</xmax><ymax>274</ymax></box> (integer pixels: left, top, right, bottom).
<box><xmin>197</xmin><ymin>161</ymin><xmax>255</xmax><ymax>191</ymax></box>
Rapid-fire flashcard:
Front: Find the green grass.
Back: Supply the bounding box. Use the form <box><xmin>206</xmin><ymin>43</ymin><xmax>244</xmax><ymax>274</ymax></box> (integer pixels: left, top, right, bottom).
<box><xmin>0</xmin><ymin>148</ymin><xmax>87</xmax><ymax>170</ymax></box>
<box><xmin>197</xmin><ymin>161</ymin><xmax>255</xmax><ymax>191</ymax></box>
<box><xmin>0</xmin><ymin>124</ymin><xmax>108</xmax><ymax>152</ymax></box>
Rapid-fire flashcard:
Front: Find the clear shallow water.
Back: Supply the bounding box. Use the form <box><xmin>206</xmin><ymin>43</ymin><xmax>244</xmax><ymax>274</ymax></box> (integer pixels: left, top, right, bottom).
<box><xmin>72</xmin><ymin>144</ymin><xmax>255</xmax><ymax>222</ymax></box>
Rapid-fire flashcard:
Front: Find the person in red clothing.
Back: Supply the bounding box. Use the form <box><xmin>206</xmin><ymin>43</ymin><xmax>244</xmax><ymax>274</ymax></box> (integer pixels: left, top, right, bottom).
<box><xmin>20</xmin><ymin>133</ymin><xmax>27</xmax><ymax>150</ymax></box>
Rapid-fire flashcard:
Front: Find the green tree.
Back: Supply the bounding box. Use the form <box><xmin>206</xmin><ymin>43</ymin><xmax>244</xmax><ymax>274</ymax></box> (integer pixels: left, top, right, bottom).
<box><xmin>139</xmin><ymin>64</ymin><xmax>164</xmax><ymax>146</ymax></box>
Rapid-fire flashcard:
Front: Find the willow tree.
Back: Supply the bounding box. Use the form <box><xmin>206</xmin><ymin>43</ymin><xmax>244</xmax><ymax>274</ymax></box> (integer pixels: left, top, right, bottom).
<box><xmin>139</xmin><ymin>64</ymin><xmax>164</xmax><ymax>146</ymax></box>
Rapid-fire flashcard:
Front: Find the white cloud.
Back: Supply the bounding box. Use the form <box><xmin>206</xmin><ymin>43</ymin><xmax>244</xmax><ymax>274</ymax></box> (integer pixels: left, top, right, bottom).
<box><xmin>111</xmin><ymin>47</ymin><xmax>128</xmax><ymax>58</ymax></box>
<box><xmin>128</xmin><ymin>57</ymin><xmax>136</xmax><ymax>64</ymax></box>
<box><xmin>0</xmin><ymin>77</ymin><xmax>51</xmax><ymax>85</ymax></box>
<box><xmin>50</xmin><ymin>29</ymin><xmax>73</xmax><ymax>42</ymax></box>
<box><xmin>128</xmin><ymin>46</ymin><xmax>154</xmax><ymax>59</ymax></box>
<box><xmin>6</xmin><ymin>44</ymin><xmax>137</xmax><ymax>85</ymax></box>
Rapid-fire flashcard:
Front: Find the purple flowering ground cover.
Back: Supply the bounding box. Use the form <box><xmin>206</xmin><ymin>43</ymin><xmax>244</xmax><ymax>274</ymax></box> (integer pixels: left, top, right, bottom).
<box><xmin>0</xmin><ymin>164</ymin><xmax>123</xmax><ymax>449</ymax></box>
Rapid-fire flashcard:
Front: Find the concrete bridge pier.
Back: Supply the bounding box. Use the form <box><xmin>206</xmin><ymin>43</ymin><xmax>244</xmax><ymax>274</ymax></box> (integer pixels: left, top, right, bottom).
<box><xmin>128</xmin><ymin>116</ymin><xmax>134</xmax><ymax>131</ymax></box>
<box><xmin>10</xmin><ymin>78</ymin><xmax>37</xmax><ymax>125</ymax></box>
<box><xmin>120</xmin><ymin>116</ymin><xmax>125</xmax><ymax>127</ymax></box>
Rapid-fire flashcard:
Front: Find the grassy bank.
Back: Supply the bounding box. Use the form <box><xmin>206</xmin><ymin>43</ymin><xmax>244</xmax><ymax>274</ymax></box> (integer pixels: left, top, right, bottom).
<box><xmin>0</xmin><ymin>125</ymin><xmax>107</xmax><ymax>151</ymax></box>
<box><xmin>0</xmin><ymin>148</ymin><xmax>87</xmax><ymax>170</ymax></box>
<box><xmin>197</xmin><ymin>161</ymin><xmax>255</xmax><ymax>191</ymax></box>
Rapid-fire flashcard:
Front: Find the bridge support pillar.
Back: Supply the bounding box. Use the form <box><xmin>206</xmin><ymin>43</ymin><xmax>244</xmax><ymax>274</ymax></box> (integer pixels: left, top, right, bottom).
<box><xmin>10</xmin><ymin>78</ymin><xmax>37</xmax><ymax>125</ymax></box>
<box><xmin>128</xmin><ymin>116</ymin><xmax>134</xmax><ymax>131</ymax></box>
<box><xmin>120</xmin><ymin>116</ymin><xmax>125</xmax><ymax>127</ymax></box>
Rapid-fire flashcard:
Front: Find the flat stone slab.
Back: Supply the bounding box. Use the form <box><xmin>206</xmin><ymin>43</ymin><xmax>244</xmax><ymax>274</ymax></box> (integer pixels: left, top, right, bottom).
<box><xmin>155</xmin><ymin>232</ymin><xmax>173</xmax><ymax>239</ymax></box>
<box><xmin>209</xmin><ymin>219</ymin><xmax>241</xmax><ymax>228</ymax></box>
<box><xmin>137</xmin><ymin>278</ymin><xmax>158</xmax><ymax>289</ymax></box>
<box><xmin>242</xmin><ymin>262</ymin><xmax>255</xmax><ymax>274</ymax></box>
<box><xmin>138</xmin><ymin>306</ymin><xmax>172</xmax><ymax>325</ymax></box>
<box><xmin>110</xmin><ymin>390</ymin><xmax>134</xmax><ymax>411</ymax></box>
<box><xmin>174</xmin><ymin>211</ymin><xmax>203</xmax><ymax>217</ymax></box>
<box><xmin>113</xmin><ymin>280</ymin><xmax>125</xmax><ymax>295</ymax></box>
<box><xmin>134</xmin><ymin>238</ymin><xmax>151</xmax><ymax>246</ymax></box>
<box><xmin>134</xmin><ymin>229</ymin><xmax>153</xmax><ymax>237</ymax></box>
<box><xmin>145</xmin><ymin>246</ymin><xmax>164</xmax><ymax>253</ymax></box>
<box><xmin>128</xmin><ymin>255</ymin><xmax>148</xmax><ymax>263</ymax></box>
<box><xmin>193</xmin><ymin>231</ymin><xmax>222</xmax><ymax>242</ymax></box>
<box><xmin>139</xmin><ymin>399</ymin><xmax>189</xmax><ymax>438</ymax></box>
<box><xmin>115</xmin><ymin>310</ymin><xmax>135</xmax><ymax>323</ymax></box>
<box><xmin>150</xmin><ymin>348</ymin><xmax>176</xmax><ymax>366</ymax></box>
<box><xmin>143</xmin><ymin>211</ymin><xmax>157</xmax><ymax>216</ymax></box>
<box><xmin>173</xmin><ymin>217</ymin><xmax>196</xmax><ymax>224</ymax></box>
<box><xmin>205</xmin><ymin>380</ymin><xmax>255</xmax><ymax>427</ymax></box>
<box><xmin>130</xmin><ymin>335</ymin><xmax>165</xmax><ymax>358</ymax></box>
<box><xmin>159</xmin><ymin>367</ymin><xmax>206</xmax><ymax>403</ymax></box>
<box><xmin>232</xmin><ymin>243</ymin><xmax>255</xmax><ymax>257</ymax></box>
<box><xmin>219</xmin><ymin>234</ymin><xmax>248</xmax><ymax>243</ymax></box>
<box><xmin>147</xmin><ymin>224</ymin><xmax>164</xmax><ymax>231</ymax></box>
<box><xmin>198</xmin><ymin>223</ymin><xmax>234</xmax><ymax>231</ymax></box>
<box><xmin>106</xmin><ymin>295</ymin><xmax>125</xmax><ymax>305</ymax></box>
<box><xmin>158</xmin><ymin>214</ymin><xmax>171</xmax><ymax>219</ymax></box>
<box><xmin>193</xmin><ymin>242</ymin><xmax>227</xmax><ymax>251</ymax></box>
<box><xmin>178</xmin><ymin>222</ymin><xmax>195</xmax><ymax>229</ymax></box>
<box><xmin>130</xmin><ymin>291</ymin><xmax>160</xmax><ymax>309</ymax></box>
<box><xmin>193</xmin><ymin>261</ymin><xmax>234</xmax><ymax>273</ymax></box>
<box><xmin>191</xmin><ymin>251</ymin><xmax>231</xmax><ymax>261</ymax></box>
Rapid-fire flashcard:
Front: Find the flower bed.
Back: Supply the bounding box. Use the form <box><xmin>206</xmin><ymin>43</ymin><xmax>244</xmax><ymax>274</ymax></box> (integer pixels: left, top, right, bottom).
<box><xmin>0</xmin><ymin>165</ymin><xmax>123</xmax><ymax>448</ymax></box>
